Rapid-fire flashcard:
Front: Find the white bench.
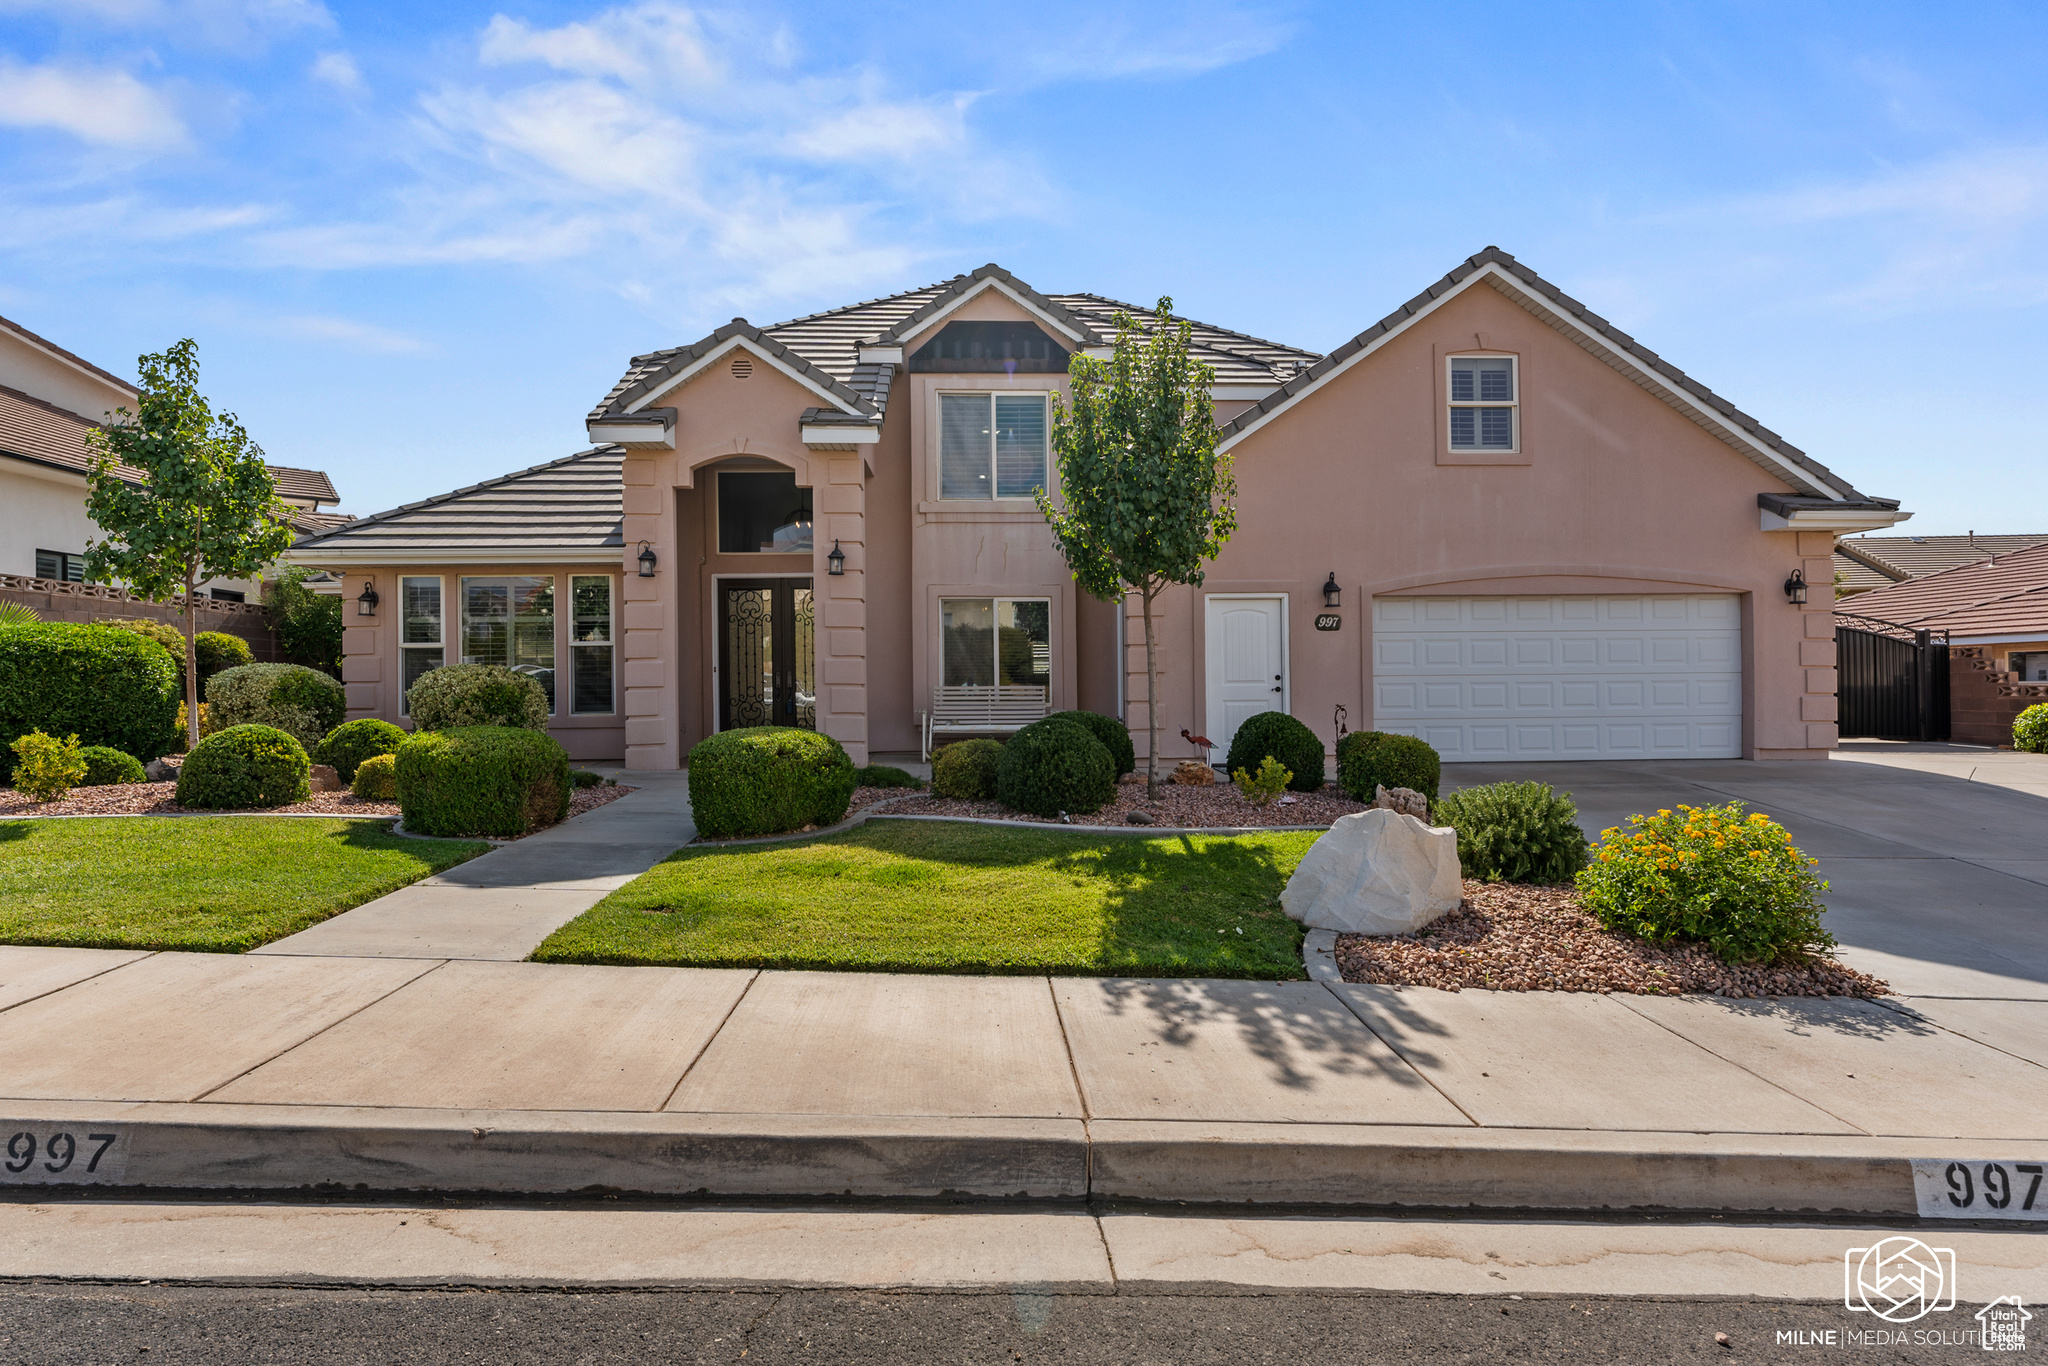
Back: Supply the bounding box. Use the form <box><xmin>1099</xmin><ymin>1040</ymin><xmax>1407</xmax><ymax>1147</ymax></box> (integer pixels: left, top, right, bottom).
<box><xmin>921</xmin><ymin>684</ymin><xmax>1049</xmax><ymax>759</ymax></box>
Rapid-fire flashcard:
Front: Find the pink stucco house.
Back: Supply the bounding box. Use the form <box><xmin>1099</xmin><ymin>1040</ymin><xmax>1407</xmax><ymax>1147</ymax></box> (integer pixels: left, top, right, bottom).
<box><xmin>288</xmin><ymin>248</ymin><xmax>1907</xmax><ymax>770</ymax></box>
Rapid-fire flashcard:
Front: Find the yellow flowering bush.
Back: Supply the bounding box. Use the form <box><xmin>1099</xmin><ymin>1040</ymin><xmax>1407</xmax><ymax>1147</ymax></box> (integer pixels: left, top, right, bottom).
<box><xmin>1575</xmin><ymin>801</ymin><xmax>1832</xmax><ymax>965</ymax></box>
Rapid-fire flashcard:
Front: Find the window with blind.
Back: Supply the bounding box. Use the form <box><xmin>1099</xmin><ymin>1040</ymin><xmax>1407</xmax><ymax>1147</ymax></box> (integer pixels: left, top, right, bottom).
<box><xmin>938</xmin><ymin>392</ymin><xmax>1048</xmax><ymax>499</ymax></box>
<box><xmin>34</xmin><ymin>550</ymin><xmax>85</xmax><ymax>582</ymax></box>
<box><xmin>1447</xmin><ymin>355</ymin><xmax>1517</xmax><ymax>451</ymax></box>
<box><xmin>461</xmin><ymin>575</ymin><xmax>556</xmax><ymax>713</ymax></box>
<box><xmin>570</xmin><ymin>575</ymin><xmax>614</xmax><ymax>714</ymax></box>
<box><xmin>941</xmin><ymin>598</ymin><xmax>1051</xmax><ymax>690</ymax></box>
<box><xmin>399</xmin><ymin>576</ymin><xmax>444</xmax><ymax>714</ymax></box>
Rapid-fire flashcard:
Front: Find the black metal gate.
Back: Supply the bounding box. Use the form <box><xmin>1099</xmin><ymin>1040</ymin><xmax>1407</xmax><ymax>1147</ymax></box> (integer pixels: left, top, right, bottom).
<box><xmin>1836</xmin><ymin>613</ymin><xmax>1949</xmax><ymax>740</ymax></box>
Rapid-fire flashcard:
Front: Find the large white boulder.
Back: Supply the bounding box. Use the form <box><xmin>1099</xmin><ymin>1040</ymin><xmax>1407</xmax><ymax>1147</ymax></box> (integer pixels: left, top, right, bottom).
<box><xmin>1280</xmin><ymin>808</ymin><xmax>1463</xmax><ymax>935</ymax></box>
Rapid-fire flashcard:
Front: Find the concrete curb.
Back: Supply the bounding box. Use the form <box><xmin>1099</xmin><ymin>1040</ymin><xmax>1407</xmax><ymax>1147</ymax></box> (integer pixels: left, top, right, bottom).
<box><xmin>1301</xmin><ymin>929</ymin><xmax>1341</xmax><ymax>982</ymax></box>
<box><xmin>865</xmin><ymin>814</ymin><xmax>1333</xmax><ymax>837</ymax></box>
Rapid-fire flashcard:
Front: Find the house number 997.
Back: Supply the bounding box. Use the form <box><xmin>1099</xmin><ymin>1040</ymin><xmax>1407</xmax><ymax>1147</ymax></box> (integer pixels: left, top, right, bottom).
<box><xmin>2</xmin><ymin>1131</ymin><xmax>119</xmax><ymax>1177</ymax></box>
<box><xmin>1314</xmin><ymin>614</ymin><xmax>1341</xmax><ymax>632</ymax></box>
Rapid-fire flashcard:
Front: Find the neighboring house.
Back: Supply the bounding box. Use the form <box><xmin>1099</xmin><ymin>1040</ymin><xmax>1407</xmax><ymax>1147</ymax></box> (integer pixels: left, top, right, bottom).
<box><xmin>288</xmin><ymin>248</ymin><xmax>1906</xmax><ymax>770</ymax></box>
<box><xmin>1835</xmin><ymin>531</ymin><xmax>2048</xmax><ymax>597</ymax></box>
<box><xmin>0</xmin><ymin>312</ymin><xmax>348</xmax><ymax>601</ymax></box>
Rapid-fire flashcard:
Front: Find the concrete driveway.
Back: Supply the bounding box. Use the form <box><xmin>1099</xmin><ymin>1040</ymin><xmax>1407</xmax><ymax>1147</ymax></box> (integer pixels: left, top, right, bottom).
<box><xmin>1442</xmin><ymin>741</ymin><xmax>2048</xmax><ymax>1001</ymax></box>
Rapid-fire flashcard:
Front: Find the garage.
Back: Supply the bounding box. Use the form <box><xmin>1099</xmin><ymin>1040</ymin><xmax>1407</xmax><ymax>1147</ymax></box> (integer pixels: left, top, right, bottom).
<box><xmin>1372</xmin><ymin>594</ymin><xmax>1742</xmax><ymax>761</ymax></box>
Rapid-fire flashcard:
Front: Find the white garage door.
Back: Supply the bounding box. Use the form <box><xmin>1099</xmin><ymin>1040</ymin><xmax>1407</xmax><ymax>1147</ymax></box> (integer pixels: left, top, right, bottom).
<box><xmin>1373</xmin><ymin>595</ymin><xmax>1741</xmax><ymax>761</ymax></box>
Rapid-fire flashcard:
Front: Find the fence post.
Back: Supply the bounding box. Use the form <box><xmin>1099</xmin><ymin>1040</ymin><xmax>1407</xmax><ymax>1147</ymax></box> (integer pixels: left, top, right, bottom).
<box><xmin>1914</xmin><ymin>629</ymin><xmax>1934</xmax><ymax>741</ymax></box>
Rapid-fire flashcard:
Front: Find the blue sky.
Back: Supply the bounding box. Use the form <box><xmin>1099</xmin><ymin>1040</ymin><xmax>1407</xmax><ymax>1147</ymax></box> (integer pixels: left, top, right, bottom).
<box><xmin>3</xmin><ymin>0</ymin><xmax>2044</xmax><ymax>533</ymax></box>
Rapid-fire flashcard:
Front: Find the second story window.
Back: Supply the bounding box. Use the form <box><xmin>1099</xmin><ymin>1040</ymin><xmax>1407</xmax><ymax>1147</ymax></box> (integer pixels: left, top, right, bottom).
<box><xmin>1448</xmin><ymin>356</ymin><xmax>1517</xmax><ymax>451</ymax></box>
<box><xmin>939</xmin><ymin>393</ymin><xmax>1047</xmax><ymax>499</ymax></box>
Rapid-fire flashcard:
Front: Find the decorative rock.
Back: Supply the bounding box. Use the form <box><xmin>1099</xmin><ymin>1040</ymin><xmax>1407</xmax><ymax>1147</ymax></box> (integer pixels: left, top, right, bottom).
<box><xmin>1126</xmin><ymin>810</ymin><xmax>1156</xmax><ymax>825</ymax></box>
<box><xmin>308</xmin><ymin>764</ymin><xmax>342</xmax><ymax>793</ymax></box>
<box><xmin>1371</xmin><ymin>784</ymin><xmax>1430</xmax><ymax>819</ymax></box>
<box><xmin>1171</xmin><ymin>760</ymin><xmax>1216</xmax><ymax>787</ymax></box>
<box><xmin>1279</xmin><ymin>807</ymin><xmax>1463</xmax><ymax>935</ymax></box>
<box><xmin>144</xmin><ymin>757</ymin><xmax>177</xmax><ymax>782</ymax></box>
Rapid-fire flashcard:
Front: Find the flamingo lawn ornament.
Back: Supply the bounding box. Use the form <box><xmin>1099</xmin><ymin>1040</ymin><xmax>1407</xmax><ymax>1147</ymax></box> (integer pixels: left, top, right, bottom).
<box><xmin>1180</xmin><ymin>727</ymin><xmax>1214</xmax><ymax>762</ymax></box>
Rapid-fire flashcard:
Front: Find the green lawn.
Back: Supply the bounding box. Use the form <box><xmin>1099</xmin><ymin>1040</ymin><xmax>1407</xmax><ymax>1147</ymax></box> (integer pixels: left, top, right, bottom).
<box><xmin>0</xmin><ymin>818</ymin><xmax>489</xmax><ymax>952</ymax></box>
<box><xmin>533</xmin><ymin>819</ymin><xmax>1317</xmax><ymax>977</ymax></box>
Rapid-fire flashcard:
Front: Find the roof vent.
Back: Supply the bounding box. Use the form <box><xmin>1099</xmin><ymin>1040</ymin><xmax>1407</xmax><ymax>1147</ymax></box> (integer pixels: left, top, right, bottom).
<box><xmin>731</xmin><ymin>355</ymin><xmax>753</xmax><ymax>380</ymax></box>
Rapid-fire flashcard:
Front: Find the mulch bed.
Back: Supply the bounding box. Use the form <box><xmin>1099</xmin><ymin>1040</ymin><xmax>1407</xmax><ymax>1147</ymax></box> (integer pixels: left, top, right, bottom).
<box><xmin>1334</xmin><ymin>880</ymin><xmax>1890</xmax><ymax>999</ymax></box>
<box><xmin>1</xmin><ymin>774</ymin><xmax>636</xmax><ymax>830</ymax></box>
<box><xmin>876</xmin><ymin>778</ymin><xmax>1366</xmax><ymax>829</ymax></box>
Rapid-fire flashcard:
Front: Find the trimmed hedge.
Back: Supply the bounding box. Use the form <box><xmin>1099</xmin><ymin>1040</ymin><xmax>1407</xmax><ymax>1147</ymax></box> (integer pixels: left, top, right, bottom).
<box><xmin>78</xmin><ymin>745</ymin><xmax>146</xmax><ymax>786</ymax></box>
<box><xmin>314</xmin><ymin>717</ymin><xmax>409</xmax><ymax>784</ymax></box>
<box><xmin>175</xmin><ymin>724</ymin><xmax>311</xmax><ymax>809</ymax></box>
<box><xmin>405</xmin><ymin>664</ymin><xmax>550</xmax><ymax>732</ymax></box>
<box><xmin>1433</xmin><ymin>781</ymin><xmax>1590</xmax><ymax>884</ymax></box>
<box><xmin>687</xmin><ymin>727</ymin><xmax>856</xmax><ymax>838</ymax></box>
<box><xmin>351</xmin><ymin>752</ymin><xmax>397</xmax><ymax>800</ymax></box>
<box><xmin>996</xmin><ymin>717</ymin><xmax>1116</xmax><ymax>817</ymax></box>
<box><xmin>195</xmin><ymin>631</ymin><xmax>253</xmax><ymax>683</ymax></box>
<box><xmin>396</xmin><ymin>726</ymin><xmax>571</xmax><ymax>838</ymax></box>
<box><xmin>0</xmin><ymin>622</ymin><xmax>180</xmax><ymax>780</ymax></box>
<box><xmin>207</xmin><ymin>663</ymin><xmax>346</xmax><ymax>751</ymax></box>
<box><xmin>932</xmin><ymin>738</ymin><xmax>1004</xmax><ymax>799</ymax></box>
<box><xmin>1045</xmin><ymin>710</ymin><xmax>1135</xmax><ymax>778</ymax></box>
<box><xmin>2016</xmin><ymin>702</ymin><xmax>2048</xmax><ymax>754</ymax></box>
<box><xmin>1222</xmin><ymin>711</ymin><xmax>1326</xmax><ymax>793</ymax></box>
<box><xmin>1337</xmin><ymin>730</ymin><xmax>1442</xmax><ymax>805</ymax></box>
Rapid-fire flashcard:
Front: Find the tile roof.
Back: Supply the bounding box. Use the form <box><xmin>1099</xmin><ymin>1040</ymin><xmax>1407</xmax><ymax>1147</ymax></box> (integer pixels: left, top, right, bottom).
<box><xmin>270</xmin><ymin>466</ymin><xmax>339</xmax><ymax>506</ymax></box>
<box><xmin>0</xmin><ymin>313</ymin><xmax>139</xmax><ymax>400</ymax></box>
<box><xmin>1835</xmin><ymin>540</ymin><xmax>2048</xmax><ymax>637</ymax></box>
<box><xmin>1838</xmin><ymin>532</ymin><xmax>2048</xmax><ymax>579</ymax></box>
<box><xmin>1051</xmin><ymin>294</ymin><xmax>1320</xmax><ymax>387</ymax></box>
<box><xmin>289</xmin><ymin>509</ymin><xmax>354</xmax><ymax>535</ymax></box>
<box><xmin>288</xmin><ymin>448</ymin><xmax>623</xmax><ymax>558</ymax></box>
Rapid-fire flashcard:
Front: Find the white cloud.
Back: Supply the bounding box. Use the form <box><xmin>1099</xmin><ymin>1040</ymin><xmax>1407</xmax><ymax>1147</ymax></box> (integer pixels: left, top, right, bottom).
<box><xmin>309</xmin><ymin>50</ymin><xmax>365</xmax><ymax>95</ymax></box>
<box><xmin>421</xmin><ymin>79</ymin><xmax>697</xmax><ymax>192</ymax></box>
<box><xmin>785</xmin><ymin>97</ymin><xmax>972</xmax><ymax>163</ymax></box>
<box><xmin>1017</xmin><ymin>3</ymin><xmax>1294</xmax><ymax>80</ymax></box>
<box><xmin>272</xmin><ymin>314</ymin><xmax>428</xmax><ymax>353</ymax></box>
<box><xmin>478</xmin><ymin>5</ymin><xmax>717</xmax><ymax>85</ymax></box>
<box><xmin>0</xmin><ymin>60</ymin><xmax>188</xmax><ymax>149</ymax></box>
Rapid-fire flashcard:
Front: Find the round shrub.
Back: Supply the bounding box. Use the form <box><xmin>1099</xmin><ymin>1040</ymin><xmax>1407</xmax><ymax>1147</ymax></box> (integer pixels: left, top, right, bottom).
<box><xmin>0</xmin><ymin>622</ymin><xmax>180</xmax><ymax>780</ymax></box>
<box><xmin>396</xmin><ymin>726</ymin><xmax>571</xmax><ymax>837</ymax></box>
<box><xmin>2016</xmin><ymin>702</ymin><xmax>2048</xmax><ymax>754</ymax></box>
<box><xmin>1433</xmin><ymin>780</ymin><xmax>1590</xmax><ymax>884</ymax></box>
<box><xmin>102</xmin><ymin>617</ymin><xmax>186</xmax><ymax>661</ymax></box>
<box><xmin>1044</xmin><ymin>710</ymin><xmax>1135</xmax><ymax>777</ymax></box>
<box><xmin>687</xmin><ymin>727</ymin><xmax>856</xmax><ymax>838</ymax></box>
<box><xmin>195</xmin><ymin>631</ymin><xmax>254</xmax><ymax>683</ymax></box>
<box><xmin>175</xmin><ymin>724</ymin><xmax>311</xmax><ymax>810</ymax></box>
<box><xmin>405</xmin><ymin>663</ymin><xmax>550</xmax><ymax>732</ymax></box>
<box><xmin>996</xmin><ymin>718</ymin><xmax>1116</xmax><ymax>817</ymax></box>
<box><xmin>206</xmin><ymin>663</ymin><xmax>346</xmax><ymax>751</ymax></box>
<box><xmin>855</xmin><ymin>763</ymin><xmax>923</xmax><ymax>790</ymax></box>
<box><xmin>1223</xmin><ymin>711</ymin><xmax>1326</xmax><ymax>793</ymax></box>
<box><xmin>314</xmin><ymin>717</ymin><xmax>408</xmax><ymax>784</ymax></box>
<box><xmin>77</xmin><ymin>745</ymin><xmax>146</xmax><ymax>786</ymax></box>
<box><xmin>1576</xmin><ymin>801</ymin><xmax>1832</xmax><ymax>965</ymax></box>
<box><xmin>932</xmin><ymin>737</ymin><xmax>1004</xmax><ymax>800</ymax></box>
<box><xmin>351</xmin><ymin>752</ymin><xmax>397</xmax><ymax>800</ymax></box>
<box><xmin>1337</xmin><ymin>730</ymin><xmax>1442</xmax><ymax>805</ymax></box>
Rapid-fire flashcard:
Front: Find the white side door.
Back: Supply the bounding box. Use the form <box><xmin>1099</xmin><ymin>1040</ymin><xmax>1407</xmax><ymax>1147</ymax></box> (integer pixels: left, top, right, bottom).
<box><xmin>1205</xmin><ymin>595</ymin><xmax>1287</xmax><ymax>758</ymax></box>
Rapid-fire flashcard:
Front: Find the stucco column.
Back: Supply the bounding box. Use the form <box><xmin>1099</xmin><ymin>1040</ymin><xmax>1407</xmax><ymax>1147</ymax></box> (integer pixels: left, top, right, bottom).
<box><xmin>1796</xmin><ymin>530</ymin><xmax>1840</xmax><ymax>749</ymax></box>
<box><xmin>817</xmin><ymin>455</ymin><xmax>868</xmax><ymax>766</ymax></box>
<box><xmin>620</xmin><ymin>452</ymin><xmax>676</xmax><ymax>769</ymax></box>
<box><xmin>341</xmin><ymin>574</ymin><xmax>382</xmax><ymax>722</ymax></box>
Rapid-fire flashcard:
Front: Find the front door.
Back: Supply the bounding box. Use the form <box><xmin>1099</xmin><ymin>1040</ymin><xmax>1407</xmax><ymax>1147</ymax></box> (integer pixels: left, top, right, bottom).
<box><xmin>1205</xmin><ymin>595</ymin><xmax>1287</xmax><ymax>758</ymax></box>
<box><xmin>718</xmin><ymin>578</ymin><xmax>816</xmax><ymax>731</ymax></box>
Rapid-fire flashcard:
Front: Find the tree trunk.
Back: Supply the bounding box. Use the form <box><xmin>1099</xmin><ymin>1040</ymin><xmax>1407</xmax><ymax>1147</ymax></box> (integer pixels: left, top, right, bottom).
<box><xmin>1142</xmin><ymin>578</ymin><xmax>1159</xmax><ymax>802</ymax></box>
<box><xmin>183</xmin><ymin>565</ymin><xmax>200</xmax><ymax>753</ymax></box>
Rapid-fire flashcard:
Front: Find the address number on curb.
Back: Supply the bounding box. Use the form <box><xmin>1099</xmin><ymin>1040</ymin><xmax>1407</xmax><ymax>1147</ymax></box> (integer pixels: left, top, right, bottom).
<box><xmin>1912</xmin><ymin>1158</ymin><xmax>2048</xmax><ymax>1220</ymax></box>
<box><xmin>0</xmin><ymin>1129</ymin><xmax>125</xmax><ymax>1183</ymax></box>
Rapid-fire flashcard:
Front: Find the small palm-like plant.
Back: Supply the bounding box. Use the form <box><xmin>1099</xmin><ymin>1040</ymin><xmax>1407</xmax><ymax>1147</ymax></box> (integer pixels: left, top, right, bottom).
<box><xmin>0</xmin><ymin>602</ymin><xmax>40</xmax><ymax>628</ymax></box>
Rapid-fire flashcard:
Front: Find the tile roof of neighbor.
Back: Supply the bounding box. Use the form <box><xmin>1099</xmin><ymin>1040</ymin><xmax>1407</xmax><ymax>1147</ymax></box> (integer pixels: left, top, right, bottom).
<box><xmin>1838</xmin><ymin>532</ymin><xmax>2048</xmax><ymax>580</ymax></box>
<box><xmin>290</xmin><ymin>448</ymin><xmax>624</xmax><ymax>556</ymax></box>
<box><xmin>1838</xmin><ymin>540</ymin><xmax>2048</xmax><ymax>637</ymax></box>
<box><xmin>0</xmin><ymin>313</ymin><xmax>140</xmax><ymax>399</ymax></box>
<box><xmin>270</xmin><ymin>466</ymin><xmax>340</xmax><ymax>506</ymax></box>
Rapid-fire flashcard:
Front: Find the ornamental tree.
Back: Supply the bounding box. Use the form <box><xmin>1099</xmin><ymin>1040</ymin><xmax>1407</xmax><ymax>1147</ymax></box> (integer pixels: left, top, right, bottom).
<box><xmin>1037</xmin><ymin>299</ymin><xmax>1237</xmax><ymax>799</ymax></box>
<box><xmin>84</xmin><ymin>340</ymin><xmax>296</xmax><ymax>752</ymax></box>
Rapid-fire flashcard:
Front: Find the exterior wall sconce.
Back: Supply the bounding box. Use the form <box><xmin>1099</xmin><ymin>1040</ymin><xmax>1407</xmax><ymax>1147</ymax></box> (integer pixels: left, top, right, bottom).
<box><xmin>356</xmin><ymin>579</ymin><xmax>379</xmax><ymax>617</ymax></box>
<box><xmin>1783</xmin><ymin>568</ymin><xmax>1808</xmax><ymax>606</ymax></box>
<box><xmin>1322</xmin><ymin>572</ymin><xmax>1341</xmax><ymax>609</ymax></box>
<box><xmin>637</xmin><ymin>541</ymin><xmax>658</xmax><ymax>578</ymax></box>
<box><xmin>827</xmin><ymin>540</ymin><xmax>846</xmax><ymax>576</ymax></box>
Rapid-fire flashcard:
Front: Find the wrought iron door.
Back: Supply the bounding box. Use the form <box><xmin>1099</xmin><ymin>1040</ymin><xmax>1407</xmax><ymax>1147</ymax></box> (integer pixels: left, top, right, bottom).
<box><xmin>719</xmin><ymin>578</ymin><xmax>816</xmax><ymax>731</ymax></box>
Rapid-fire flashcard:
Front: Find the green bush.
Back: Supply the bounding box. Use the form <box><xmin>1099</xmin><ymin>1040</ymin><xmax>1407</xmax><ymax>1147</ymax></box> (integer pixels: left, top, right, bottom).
<box><xmin>686</xmin><ymin>727</ymin><xmax>856</xmax><ymax>838</ymax></box>
<box><xmin>175</xmin><ymin>724</ymin><xmax>311</xmax><ymax>810</ymax></box>
<box><xmin>932</xmin><ymin>738</ymin><xmax>1004</xmax><ymax>800</ymax></box>
<box><xmin>856</xmin><ymin>763</ymin><xmax>924</xmax><ymax>790</ymax></box>
<box><xmin>78</xmin><ymin>745</ymin><xmax>146</xmax><ymax>786</ymax></box>
<box><xmin>570</xmin><ymin>768</ymin><xmax>605</xmax><ymax>789</ymax></box>
<box><xmin>405</xmin><ymin>663</ymin><xmax>550</xmax><ymax>732</ymax></box>
<box><xmin>396</xmin><ymin>726</ymin><xmax>571</xmax><ymax>838</ymax></box>
<box><xmin>1576</xmin><ymin>801</ymin><xmax>1833</xmax><ymax>965</ymax></box>
<box><xmin>352</xmin><ymin>752</ymin><xmax>397</xmax><ymax>800</ymax></box>
<box><xmin>1222</xmin><ymin>711</ymin><xmax>1325</xmax><ymax>793</ymax></box>
<box><xmin>195</xmin><ymin>631</ymin><xmax>253</xmax><ymax>683</ymax></box>
<box><xmin>102</xmin><ymin>617</ymin><xmax>186</xmax><ymax>661</ymax></box>
<box><xmin>0</xmin><ymin>602</ymin><xmax>37</xmax><ymax>627</ymax></box>
<box><xmin>206</xmin><ymin>663</ymin><xmax>346</xmax><ymax>751</ymax></box>
<box><xmin>0</xmin><ymin>622</ymin><xmax>180</xmax><ymax>780</ymax></box>
<box><xmin>1337</xmin><ymin>730</ymin><xmax>1442</xmax><ymax>805</ymax></box>
<box><xmin>2016</xmin><ymin>703</ymin><xmax>2048</xmax><ymax>754</ymax></box>
<box><xmin>1044</xmin><ymin>710</ymin><xmax>1135</xmax><ymax>778</ymax></box>
<box><xmin>314</xmin><ymin>717</ymin><xmax>408</xmax><ymax>784</ymax></box>
<box><xmin>1433</xmin><ymin>781</ymin><xmax>1590</xmax><ymax>884</ymax></box>
<box><xmin>9</xmin><ymin>731</ymin><xmax>87</xmax><ymax>801</ymax></box>
<box><xmin>1231</xmin><ymin>755</ymin><xmax>1291</xmax><ymax>805</ymax></box>
<box><xmin>266</xmin><ymin>566</ymin><xmax>343</xmax><ymax>676</ymax></box>
<box><xmin>996</xmin><ymin>718</ymin><xmax>1116</xmax><ymax>817</ymax></box>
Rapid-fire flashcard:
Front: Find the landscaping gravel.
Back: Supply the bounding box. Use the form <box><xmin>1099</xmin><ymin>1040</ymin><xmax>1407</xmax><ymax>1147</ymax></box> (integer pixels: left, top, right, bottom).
<box><xmin>0</xmin><ymin>778</ymin><xmax>635</xmax><ymax>826</ymax></box>
<box><xmin>877</xmin><ymin>778</ymin><xmax>1366</xmax><ymax>828</ymax></box>
<box><xmin>1335</xmin><ymin>880</ymin><xmax>1891</xmax><ymax>999</ymax></box>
